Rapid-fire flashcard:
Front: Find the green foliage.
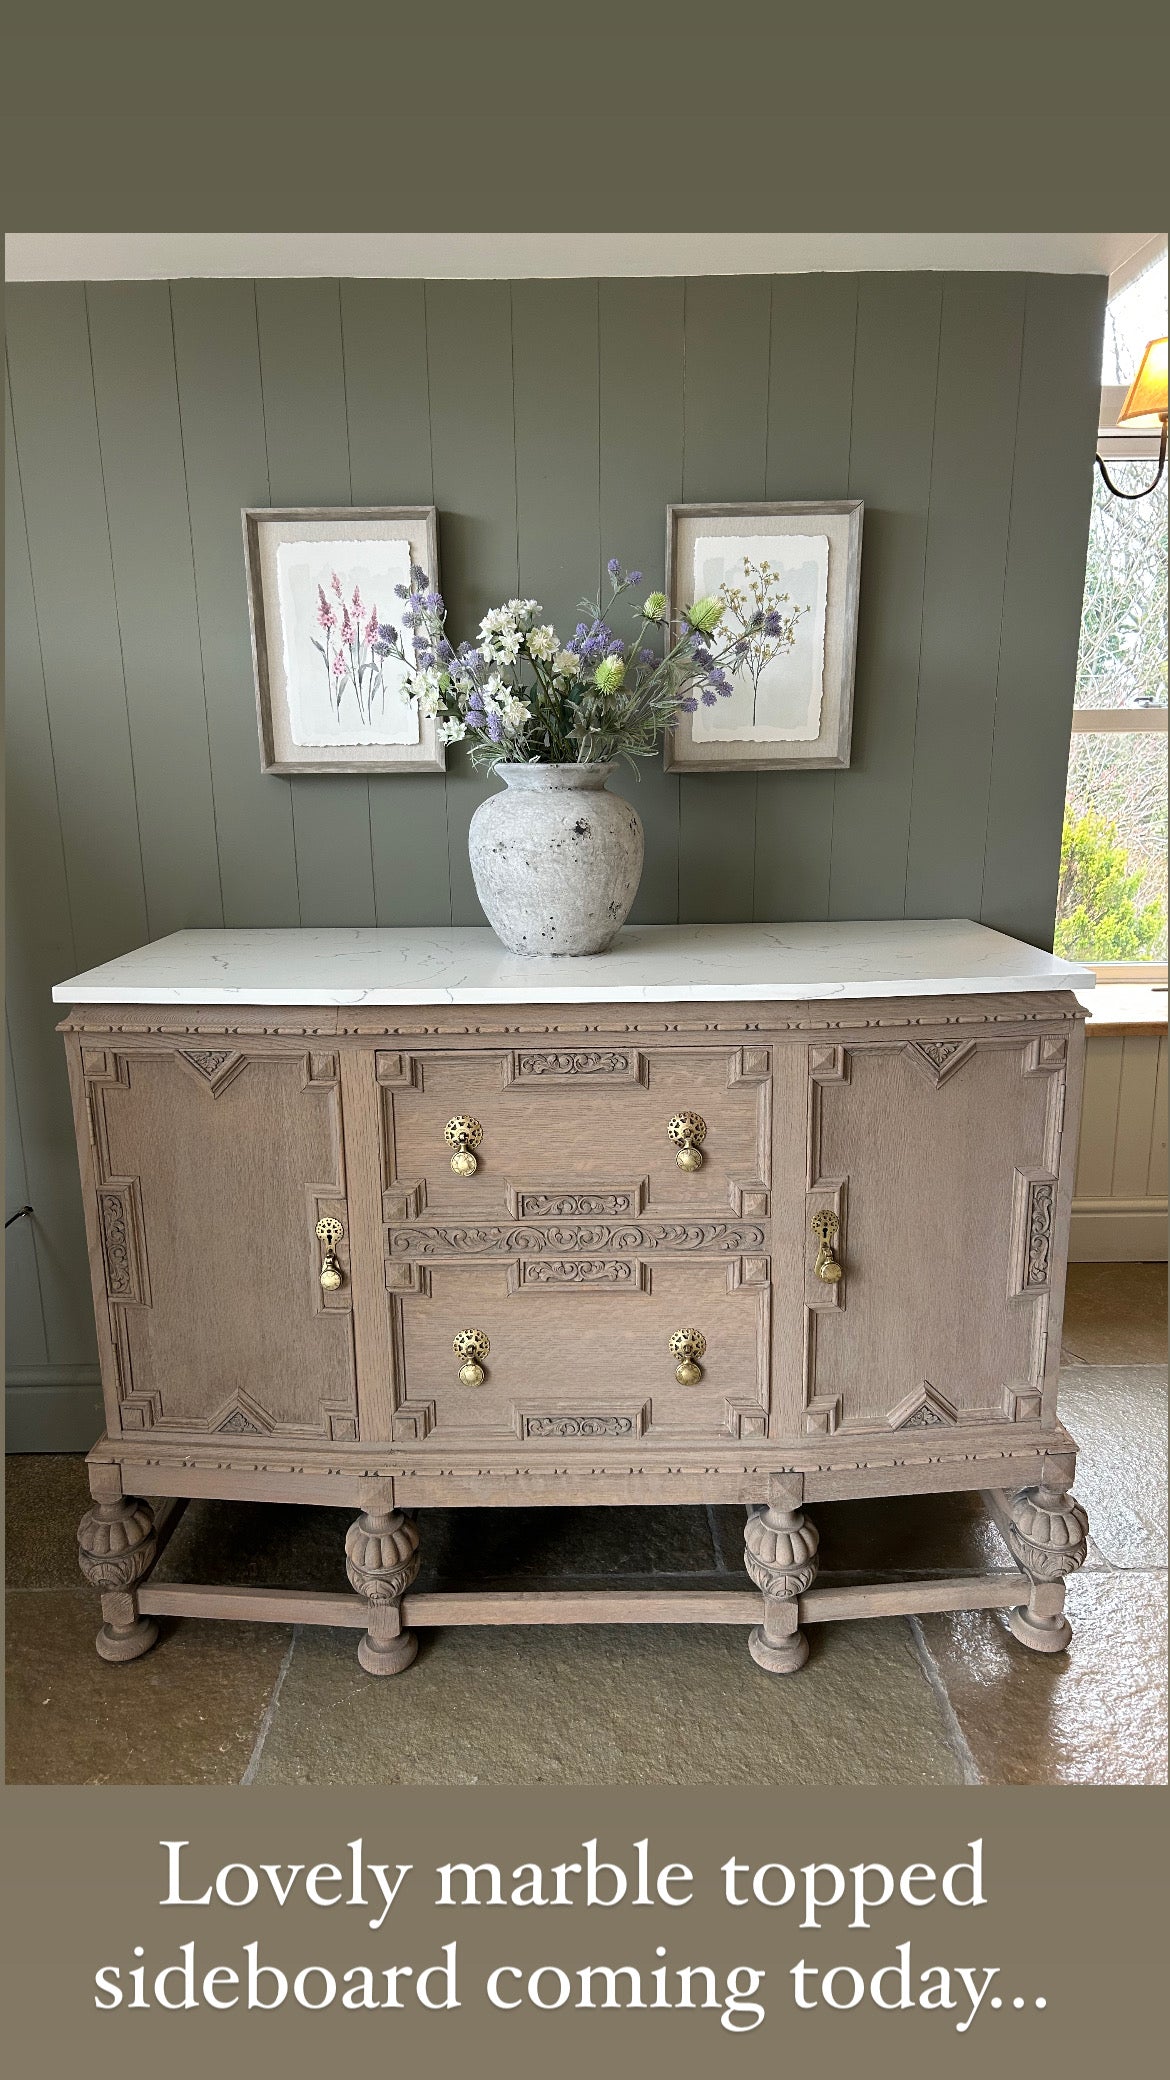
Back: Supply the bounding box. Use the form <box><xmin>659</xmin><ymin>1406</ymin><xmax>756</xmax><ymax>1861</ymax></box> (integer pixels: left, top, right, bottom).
<box><xmin>1054</xmin><ymin>806</ymin><xmax>1166</xmax><ymax>962</ymax></box>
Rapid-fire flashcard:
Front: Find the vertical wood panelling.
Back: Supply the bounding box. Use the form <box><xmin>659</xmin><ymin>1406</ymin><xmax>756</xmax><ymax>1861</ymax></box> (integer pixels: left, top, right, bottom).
<box><xmin>5</xmin><ymin>1018</ymin><xmax>47</xmax><ymax>1367</ymax></box>
<box><xmin>255</xmin><ymin>279</ymin><xmax>376</xmax><ymax>926</ymax></box>
<box><xmin>599</xmin><ymin>277</ymin><xmax>685</xmax><ymax>921</ymax></box>
<box><xmin>1111</xmin><ymin>1036</ymin><xmax>1164</xmax><ymax>1198</ymax></box>
<box><xmin>5</xmin><ymin>353</ymin><xmax>103</xmax><ymax>1364</ymax></box>
<box><xmin>904</xmin><ymin>275</ymin><xmax>1026</xmax><ymax>918</ymax></box>
<box><xmin>425</xmin><ymin>279</ymin><xmax>519</xmax><ymax>924</ymax></box>
<box><xmin>678</xmin><ymin>275</ymin><xmax>771</xmax><ymax>920</ymax></box>
<box><xmin>340</xmin><ymin>279</ymin><xmax>451</xmax><ymax>925</ymax></box>
<box><xmin>829</xmin><ymin>273</ymin><xmax>942</xmax><ymax>918</ymax></box>
<box><xmin>756</xmin><ymin>273</ymin><xmax>858</xmax><ymax>918</ymax></box>
<box><xmin>5</xmin><ymin>272</ymin><xmax>1110</xmax><ymax>1422</ymax></box>
<box><xmin>512</xmin><ymin>278</ymin><xmax>601</xmax><ymax>635</ymax></box>
<box><xmin>170</xmin><ymin>280</ymin><xmax>300</xmax><ymax>926</ymax></box>
<box><xmin>1075</xmin><ymin>1035</ymin><xmax>1125</xmax><ymax>1196</ymax></box>
<box><xmin>1148</xmin><ymin>1037</ymin><xmax>1168</xmax><ymax>1200</ymax></box>
<box><xmin>86</xmin><ymin>282</ymin><xmax>224</xmax><ymax>933</ymax></box>
<box><xmin>6</xmin><ymin>285</ymin><xmax>148</xmax><ymax>964</ymax></box>
<box><xmin>980</xmin><ymin>274</ymin><xmax>1107</xmax><ymax>944</ymax></box>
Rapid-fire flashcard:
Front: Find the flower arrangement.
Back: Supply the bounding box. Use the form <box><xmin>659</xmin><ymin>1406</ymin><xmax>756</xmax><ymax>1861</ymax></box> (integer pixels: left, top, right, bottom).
<box><xmin>377</xmin><ymin>556</ymin><xmax>806</xmax><ymax>768</ymax></box>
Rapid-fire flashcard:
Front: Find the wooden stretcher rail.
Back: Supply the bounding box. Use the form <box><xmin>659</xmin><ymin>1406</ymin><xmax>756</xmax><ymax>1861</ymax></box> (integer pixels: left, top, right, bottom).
<box><xmin>137</xmin><ymin>1572</ymin><xmax>1029</xmax><ymax>1630</ymax></box>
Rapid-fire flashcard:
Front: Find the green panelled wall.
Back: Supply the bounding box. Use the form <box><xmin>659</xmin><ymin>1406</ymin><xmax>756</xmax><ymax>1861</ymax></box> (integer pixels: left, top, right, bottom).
<box><xmin>4</xmin><ymin>271</ymin><xmax>1105</xmax><ymax>1445</ymax></box>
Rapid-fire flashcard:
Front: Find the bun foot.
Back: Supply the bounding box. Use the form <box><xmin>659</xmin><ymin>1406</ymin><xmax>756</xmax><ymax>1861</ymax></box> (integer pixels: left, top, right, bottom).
<box><xmin>357</xmin><ymin>1628</ymin><xmax>419</xmax><ymax>1677</ymax></box>
<box><xmin>1007</xmin><ymin>1605</ymin><xmax>1073</xmax><ymax>1654</ymax></box>
<box><xmin>96</xmin><ymin>1615</ymin><xmax>159</xmax><ymax>1663</ymax></box>
<box><xmin>748</xmin><ymin>1623</ymin><xmax>810</xmax><ymax>1675</ymax></box>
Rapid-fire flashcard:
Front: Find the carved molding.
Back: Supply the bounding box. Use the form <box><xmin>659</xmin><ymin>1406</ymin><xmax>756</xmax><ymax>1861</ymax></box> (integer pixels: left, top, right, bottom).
<box><xmin>903</xmin><ymin>1039</ymin><xmax>976</xmax><ymax>1086</ymax></box>
<box><xmin>392</xmin><ymin>1401</ymin><xmax>436</xmax><ymax>1442</ymax></box>
<box><xmin>1025</xmin><ymin>1180</ymin><xmax>1055</xmax><ymax>1288</ymax></box>
<box><xmin>803</xmin><ymin>1395</ymin><xmax>842</xmax><ymax>1437</ymax></box>
<box><xmin>77</xmin><ymin>1498</ymin><xmax>157</xmax><ymax>1593</ymax></box>
<box><xmin>887</xmin><ymin>1381</ymin><xmax>959</xmax><ymax>1431</ymax></box>
<box><xmin>1003</xmin><ymin>1387</ymin><xmax>1044</xmax><ymax>1423</ymax></box>
<box><xmin>96</xmin><ymin>1180</ymin><xmax>148</xmax><ymax>1306</ymax></box>
<box><xmin>513</xmin><ymin>1408</ymin><xmax>646</xmax><ymax>1440</ymax></box>
<box><xmin>175</xmin><ymin>1047</ymin><xmax>249</xmax><ymax>1096</ymax></box>
<box><xmin>728</xmin><ymin>1046</ymin><xmax>772</xmax><ymax>1085</ymax></box>
<box><xmin>1004</xmin><ymin>1484</ymin><xmax>1089</xmax><ymax>1582</ymax></box>
<box><xmin>387</xmin><ymin>1221</ymin><xmax>768</xmax><ymax>1259</ymax></box>
<box><xmin>510</xmin><ymin>1257</ymin><xmax>648</xmax><ymax>1292</ymax></box>
<box><xmin>510</xmin><ymin>1183</ymin><xmax>647</xmax><ymax>1218</ymax></box>
<box><xmin>506</xmin><ymin>1048</ymin><xmax>647</xmax><ymax>1084</ymax></box>
<box><xmin>725</xmin><ymin>1398</ymin><xmax>768</xmax><ymax>1439</ymax></box>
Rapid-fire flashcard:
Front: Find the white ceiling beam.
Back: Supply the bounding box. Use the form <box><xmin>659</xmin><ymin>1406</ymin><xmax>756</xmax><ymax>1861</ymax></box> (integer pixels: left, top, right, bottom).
<box><xmin>5</xmin><ymin>231</ymin><xmax>1157</xmax><ymax>283</ymax></box>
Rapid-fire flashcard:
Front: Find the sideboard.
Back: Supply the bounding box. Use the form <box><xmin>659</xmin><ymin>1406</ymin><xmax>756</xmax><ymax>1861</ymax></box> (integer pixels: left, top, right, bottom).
<box><xmin>55</xmin><ymin>921</ymin><xmax>1095</xmax><ymax>1677</ymax></box>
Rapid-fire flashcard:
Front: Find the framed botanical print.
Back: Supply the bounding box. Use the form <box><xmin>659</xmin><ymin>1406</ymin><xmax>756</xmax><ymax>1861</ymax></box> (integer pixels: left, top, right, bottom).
<box><xmin>663</xmin><ymin>501</ymin><xmax>863</xmax><ymax>772</ymax></box>
<box><xmin>243</xmin><ymin>505</ymin><xmax>444</xmax><ymax>773</ymax></box>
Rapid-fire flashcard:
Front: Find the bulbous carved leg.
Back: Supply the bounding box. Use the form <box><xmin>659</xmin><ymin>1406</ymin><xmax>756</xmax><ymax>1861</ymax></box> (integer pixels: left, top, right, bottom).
<box><xmin>1003</xmin><ymin>1482</ymin><xmax>1089</xmax><ymax>1653</ymax></box>
<box><xmin>345</xmin><ymin>1508</ymin><xmax>421</xmax><ymax>1675</ymax></box>
<box><xmin>744</xmin><ymin>1502</ymin><xmax>819</xmax><ymax>1674</ymax></box>
<box><xmin>77</xmin><ymin>1497</ymin><xmax>159</xmax><ymax>1663</ymax></box>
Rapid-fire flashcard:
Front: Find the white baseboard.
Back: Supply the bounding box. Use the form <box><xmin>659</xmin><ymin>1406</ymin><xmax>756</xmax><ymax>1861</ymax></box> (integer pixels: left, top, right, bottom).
<box><xmin>1069</xmin><ymin>1197</ymin><xmax>1169</xmax><ymax>1263</ymax></box>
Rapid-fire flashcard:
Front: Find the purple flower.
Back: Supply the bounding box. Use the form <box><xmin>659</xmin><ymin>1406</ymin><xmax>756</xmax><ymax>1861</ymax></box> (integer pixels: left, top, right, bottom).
<box><xmin>763</xmin><ymin>610</ymin><xmax>783</xmax><ymax>637</ymax></box>
<box><xmin>690</xmin><ymin>641</ymin><xmax>713</xmax><ymax>667</ymax></box>
<box><xmin>606</xmin><ymin>557</ymin><xmax>621</xmax><ymax>579</ymax></box>
<box><xmin>606</xmin><ymin>637</ymin><xmax>625</xmax><ymax>655</ymax></box>
<box><xmin>410</xmin><ymin>564</ymin><xmax>429</xmax><ymax>587</ymax></box>
<box><xmin>394</xmin><ymin>583</ymin><xmax>410</xmax><ymax>600</ymax></box>
<box><xmin>701</xmin><ymin>687</ymin><xmax>718</xmax><ymax>706</ymax></box>
<box><xmin>628</xmin><ymin>570</ymin><xmax>642</xmax><ymax>586</ymax></box>
<box><xmin>638</xmin><ymin>648</ymin><xmax>656</xmax><ymax>664</ymax></box>
<box><xmin>487</xmin><ymin>712</ymin><xmax>503</xmax><ymax>742</ymax></box>
<box><xmin>677</xmin><ymin>696</ymin><xmax>699</xmax><ymax>713</ymax></box>
<box><xmin>424</xmin><ymin>590</ymin><xmax>443</xmax><ymax>612</ymax></box>
<box><xmin>377</xmin><ymin>622</ymin><xmax>397</xmax><ymax>645</ymax></box>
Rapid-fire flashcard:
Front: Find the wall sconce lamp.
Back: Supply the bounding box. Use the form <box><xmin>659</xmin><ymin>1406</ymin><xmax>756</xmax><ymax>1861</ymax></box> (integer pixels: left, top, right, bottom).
<box><xmin>1096</xmin><ymin>336</ymin><xmax>1168</xmax><ymax>500</ymax></box>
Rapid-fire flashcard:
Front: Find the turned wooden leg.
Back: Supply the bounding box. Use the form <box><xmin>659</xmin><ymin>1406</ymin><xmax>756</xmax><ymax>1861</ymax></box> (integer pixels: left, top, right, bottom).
<box><xmin>744</xmin><ymin>1501</ymin><xmax>820</xmax><ymax>1674</ymax></box>
<box><xmin>77</xmin><ymin>1497</ymin><xmax>159</xmax><ymax>1663</ymax></box>
<box><xmin>345</xmin><ymin>1508</ymin><xmax>421</xmax><ymax>1675</ymax></box>
<box><xmin>1002</xmin><ymin>1481</ymin><xmax>1089</xmax><ymax>1653</ymax></box>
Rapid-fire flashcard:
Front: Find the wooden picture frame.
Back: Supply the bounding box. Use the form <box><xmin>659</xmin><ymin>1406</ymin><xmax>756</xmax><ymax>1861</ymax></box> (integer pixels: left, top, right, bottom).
<box><xmin>243</xmin><ymin>505</ymin><xmax>444</xmax><ymax>774</ymax></box>
<box><xmin>663</xmin><ymin>500</ymin><xmax>863</xmax><ymax>773</ymax></box>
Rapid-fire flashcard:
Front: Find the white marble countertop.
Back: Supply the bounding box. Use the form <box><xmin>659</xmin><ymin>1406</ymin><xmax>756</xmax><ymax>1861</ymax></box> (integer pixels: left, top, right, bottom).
<box><xmin>53</xmin><ymin>921</ymin><xmax>1094</xmax><ymax>1007</ymax></box>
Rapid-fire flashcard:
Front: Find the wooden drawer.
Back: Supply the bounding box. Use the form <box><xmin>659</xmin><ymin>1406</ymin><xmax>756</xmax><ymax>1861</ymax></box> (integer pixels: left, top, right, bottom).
<box><xmin>386</xmin><ymin>1256</ymin><xmax>770</xmax><ymax>1446</ymax></box>
<box><xmin>378</xmin><ymin>1042</ymin><xmax>772</xmax><ymax>1222</ymax></box>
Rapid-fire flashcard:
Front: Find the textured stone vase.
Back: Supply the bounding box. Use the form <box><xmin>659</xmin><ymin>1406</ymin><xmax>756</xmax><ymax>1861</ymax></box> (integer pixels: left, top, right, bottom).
<box><xmin>468</xmin><ymin>763</ymin><xmax>644</xmax><ymax>956</ymax></box>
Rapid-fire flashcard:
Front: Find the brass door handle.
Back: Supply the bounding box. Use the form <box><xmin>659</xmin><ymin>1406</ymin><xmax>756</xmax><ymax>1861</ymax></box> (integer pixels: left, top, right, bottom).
<box><xmin>668</xmin><ymin>1111</ymin><xmax>707</xmax><ymax>1171</ymax></box>
<box><xmin>454</xmin><ymin>1329</ymin><xmax>490</xmax><ymax>1386</ymax></box>
<box><xmin>812</xmin><ymin>1210</ymin><xmax>843</xmax><ymax>1283</ymax></box>
<box><xmin>669</xmin><ymin>1328</ymin><xmax>707</xmax><ymax>1385</ymax></box>
<box><xmin>316</xmin><ymin>1216</ymin><xmax>344</xmax><ymax>1291</ymax></box>
<box><xmin>445</xmin><ymin>1116</ymin><xmax>484</xmax><ymax>1176</ymax></box>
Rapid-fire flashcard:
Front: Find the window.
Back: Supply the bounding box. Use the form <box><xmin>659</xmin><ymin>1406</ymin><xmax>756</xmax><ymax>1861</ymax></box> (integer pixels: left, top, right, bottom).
<box><xmin>1056</xmin><ymin>249</ymin><xmax>1168</xmax><ymax>978</ymax></box>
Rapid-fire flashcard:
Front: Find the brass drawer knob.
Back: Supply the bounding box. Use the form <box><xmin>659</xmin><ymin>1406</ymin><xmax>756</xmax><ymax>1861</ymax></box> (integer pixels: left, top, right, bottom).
<box><xmin>669</xmin><ymin>1328</ymin><xmax>707</xmax><ymax>1385</ymax></box>
<box><xmin>453</xmin><ymin>1329</ymin><xmax>490</xmax><ymax>1387</ymax></box>
<box><xmin>445</xmin><ymin>1116</ymin><xmax>484</xmax><ymax>1176</ymax></box>
<box><xmin>812</xmin><ymin>1209</ymin><xmax>843</xmax><ymax>1283</ymax></box>
<box><xmin>668</xmin><ymin>1111</ymin><xmax>707</xmax><ymax>1171</ymax></box>
<box><xmin>315</xmin><ymin>1216</ymin><xmax>344</xmax><ymax>1291</ymax></box>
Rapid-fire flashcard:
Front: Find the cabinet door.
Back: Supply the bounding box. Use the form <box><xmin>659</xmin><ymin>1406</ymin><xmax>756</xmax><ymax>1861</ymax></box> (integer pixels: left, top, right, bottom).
<box><xmin>801</xmin><ymin>1033</ymin><xmax>1069</xmax><ymax>1437</ymax></box>
<box><xmin>74</xmin><ymin>1042</ymin><xmax>359</xmax><ymax>1442</ymax></box>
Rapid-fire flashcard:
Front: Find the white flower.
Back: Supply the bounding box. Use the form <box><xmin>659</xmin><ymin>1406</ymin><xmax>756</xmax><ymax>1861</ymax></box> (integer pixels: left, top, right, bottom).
<box><xmin>492</xmin><ymin>627</ymin><xmax>523</xmax><ymax>663</ymax></box>
<box><xmin>439</xmin><ymin>717</ymin><xmax>467</xmax><ymax>744</ymax></box>
<box><xmin>525</xmin><ymin>624</ymin><xmax>558</xmax><ymax>663</ymax></box>
<box><xmin>502</xmin><ymin>695</ymin><xmax>531</xmax><ymax>728</ymax></box>
<box><xmin>506</xmin><ymin>598</ymin><xmax>541</xmax><ymax>627</ymax></box>
<box><xmin>554</xmin><ymin>649</ymin><xmax>580</xmax><ymax>678</ymax></box>
<box><xmin>481</xmin><ymin>673</ymin><xmax>509</xmax><ymax>709</ymax></box>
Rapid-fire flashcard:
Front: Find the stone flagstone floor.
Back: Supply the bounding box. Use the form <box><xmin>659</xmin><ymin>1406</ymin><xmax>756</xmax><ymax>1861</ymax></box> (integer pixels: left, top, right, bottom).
<box><xmin>5</xmin><ymin>1263</ymin><xmax>1166</xmax><ymax>1786</ymax></box>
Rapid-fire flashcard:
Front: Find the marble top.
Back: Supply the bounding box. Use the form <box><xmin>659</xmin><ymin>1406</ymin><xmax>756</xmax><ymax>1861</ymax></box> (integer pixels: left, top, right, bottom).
<box><xmin>53</xmin><ymin>922</ymin><xmax>1094</xmax><ymax>1007</ymax></box>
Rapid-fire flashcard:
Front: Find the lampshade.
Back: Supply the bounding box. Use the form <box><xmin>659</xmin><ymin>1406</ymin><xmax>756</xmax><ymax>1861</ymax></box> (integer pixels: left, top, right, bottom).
<box><xmin>1118</xmin><ymin>336</ymin><xmax>1168</xmax><ymax>426</ymax></box>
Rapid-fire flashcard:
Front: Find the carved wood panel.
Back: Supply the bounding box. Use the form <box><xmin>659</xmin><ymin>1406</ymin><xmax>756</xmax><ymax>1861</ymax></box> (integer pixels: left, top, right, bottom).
<box><xmin>380</xmin><ymin>1045</ymin><xmax>771</xmax><ymax>1222</ymax></box>
<box><xmin>803</xmin><ymin>1036</ymin><xmax>1066</xmax><ymax>1433</ymax></box>
<box><xmin>81</xmin><ymin>1046</ymin><xmax>359</xmax><ymax>1439</ymax></box>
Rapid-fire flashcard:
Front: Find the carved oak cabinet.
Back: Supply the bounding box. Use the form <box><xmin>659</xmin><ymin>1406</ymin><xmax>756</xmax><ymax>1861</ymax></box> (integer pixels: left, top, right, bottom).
<box><xmin>55</xmin><ymin>922</ymin><xmax>1094</xmax><ymax>1677</ymax></box>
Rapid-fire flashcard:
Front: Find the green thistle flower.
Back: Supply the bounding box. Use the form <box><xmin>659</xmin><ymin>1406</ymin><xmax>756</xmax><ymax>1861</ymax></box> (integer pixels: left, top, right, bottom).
<box><xmin>642</xmin><ymin>591</ymin><xmax>667</xmax><ymax>621</ymax></box>
<box><xmin>686</xmin><ymin>596</ymin><xmax>724</xmax><ymax>635</ymax></box>
<box><xmin>593</xmin><ymin>655</ymin><xmax>626</xmax><ymax>693</ymax></box>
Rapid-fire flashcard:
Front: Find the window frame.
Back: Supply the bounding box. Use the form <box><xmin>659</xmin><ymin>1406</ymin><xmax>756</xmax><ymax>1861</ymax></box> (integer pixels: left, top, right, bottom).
<box><xmin>1069</xmin><ymin>394</ymin><xmax>1167</xmax><ymax>984</ymax></box>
